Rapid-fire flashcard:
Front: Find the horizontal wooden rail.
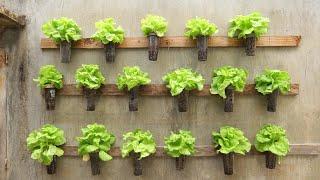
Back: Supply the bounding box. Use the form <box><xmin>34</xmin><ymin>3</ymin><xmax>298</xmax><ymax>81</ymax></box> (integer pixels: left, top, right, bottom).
<box><xmin>63</xmin><ymin>144</ymin><xmax>320</xmax><ymax>157</ymax></box>
<box><xmin>40</xmin><ymin>36</ymin><xmax>301</xmax><ymax>49</ymax></box>
<box><xmin>57</xmin><ymin>84</ymin><xmax>299</xmax><ymax>96</ymax></box>
<box><xmin>0</xmin><ymin>6</ymin><xmax>26</xmax><ymax>28</ymax></box>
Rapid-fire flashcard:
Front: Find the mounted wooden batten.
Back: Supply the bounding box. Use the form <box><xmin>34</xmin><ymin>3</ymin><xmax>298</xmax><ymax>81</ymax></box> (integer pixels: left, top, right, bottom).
<box><xmin>40</xmin><ymin>36</ymin><xmax>301</xmax><ymax>49</ymax></box>
<box><xmin>0</xmin><ymin>6</ymin><xmax>25</xmax><ymax>36</ymax></box>
<box><xmin>56</xmin><ymin>84</ymin><xmax>299</xmax><ymax>96</ymax></box>
<box><xmin>62</xmin><ymin>144</ymin><xmax>320</xmax><ymax>157</ymax></box>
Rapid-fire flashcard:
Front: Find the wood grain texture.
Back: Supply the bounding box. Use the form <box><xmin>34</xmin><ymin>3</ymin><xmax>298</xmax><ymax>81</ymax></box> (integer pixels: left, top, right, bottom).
<box><xmin>0</xmin><ymin>5</ymin><xmax>25</xmax><ymax>28</ymax></box>
<box><xmin>7</xmin><ymin>0</ymin><xmax>320</xmax><ymax>180</ymax></box>
<box><xmin>0</xmin><ymin>48</ymin><xmax>7</xmax><ymax>180</ymax></box>
<box><xmin>57</xmin><ymin>84</ymin><xmax>299</xmax><ymax>96</ymax></box>
<box><xmin>62</xmin><ymin>144</ymin><xmax>320</xmax><ymax>157</ymax></box>
<box><xmin>40</xmin><ymin>36</ymin><xmax>301</xmax><ymax>49</ymax></box>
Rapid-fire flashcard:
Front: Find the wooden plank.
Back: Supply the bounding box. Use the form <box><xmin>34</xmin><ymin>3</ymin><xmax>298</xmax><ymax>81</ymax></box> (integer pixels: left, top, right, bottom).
<box><xmin>0</xmin><ymin>48</ymin><xmax>7</xmax><ymax>179</ymax></box>
<box><xmin>0</xmin><ymin>6</ymin><xmax>25</xmax><ymax>28</ymax></box>
<box><xmin>0</xmin><ymin>49</ymin><xmax>7</xmax><ymax>67</ymax></box>
<box><xmin>40</xmin><ymin>36</ymin><xmax>301</xmax><ymax>49</ymax></box>
<box><xmin>62</xmin><ymin>144</ymin><xmax>320</xmax><ymax>157</ymax></box>
<box><xmin>57</xmin><ymin>84</ymin><xmax>299</xmax><ymax>96</ymax></box>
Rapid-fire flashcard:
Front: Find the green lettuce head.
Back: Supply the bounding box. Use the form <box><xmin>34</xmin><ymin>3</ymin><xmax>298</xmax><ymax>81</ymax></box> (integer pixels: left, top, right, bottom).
<box><xmin>77</xmin><ymin>123</ymin><xmax>116</xmax><ymax>161</ymax></box>
<box><xmin>228</xmin><ymin>12</ymin><xmax>269</xmax><ymax>39</ymax></box>
<box><xmin>212</xmin><ymin>126</ymin><xmax>251</xmax><ymax>155</ymax></box>
<box><xmin>75</xmin><ymin>64</ymin><xmax>106</xmax><ymax>89</ymax></box>
<box><xmin>42</xmin><ymin>17</ymin><xmax>82</xmax><ymax>43</ymax></box>
<box><xmin>27</xmin><ymin>124</ymin><xmax>66</xmax><ymax>165</ymax></box>
<box><xmin>185</xmin><ymin>17</ymin><xmax>218</xmax><ymax>39</ymax></box>
<box><xmin>141</xmin><ymin>14</ymin><xmax>168</xmax><ymax>37</ymax></box>
<box><xmin>92</xmin><ymin>18</ymin><xmax>125</xmax><ymax>45</ymax></box>
<box><xmin>121</xmin><ymin>129</ymin><xmax>156</xmax><ymax>159</ymax></box>
<box><xmin>254</xmin><ymin>124</ymin><xmax>290</xmax><ymax>157</ymax></box>
<box><xmin>164</xmin><ymin>130</ymin><xmax>195</xmax><ymax>158</ymax></box>
<box><xmin>162</xmin><ymin>68</ymin><xmax>205</xmax><ymax>96</ymax></box>
<box><xmin>116</xmin><ymin>66</ymin><xmax>151</xmax><ymax>91</ymax></box>
<box><xmin>210</xmin><ymin>66</ymin><xmax>248</xmax><ymax>98</ymax></box>
<box><xmin>255</xmin><ymin>69</ymin><xmax>291</xmax><ymax>95</ymax></box>
<box><xmin>33</xmin><ymin>65</ymin><xmax>63</xmax><ymax>89</ymax></box>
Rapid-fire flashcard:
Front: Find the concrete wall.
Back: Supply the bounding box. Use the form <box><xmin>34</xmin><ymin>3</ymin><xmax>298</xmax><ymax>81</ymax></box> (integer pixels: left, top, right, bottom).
<box><xmin>2</xmin><ymin>0</ymin><xmax>320</xmax><ymax>179</ymax></box>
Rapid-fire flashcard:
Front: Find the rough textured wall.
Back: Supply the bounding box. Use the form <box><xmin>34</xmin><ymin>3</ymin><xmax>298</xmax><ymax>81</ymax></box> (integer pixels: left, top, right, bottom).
<box><xmin>3</xmin><ymin>0</ymin><xmax>320</xmax><ymax>179</ymax></box>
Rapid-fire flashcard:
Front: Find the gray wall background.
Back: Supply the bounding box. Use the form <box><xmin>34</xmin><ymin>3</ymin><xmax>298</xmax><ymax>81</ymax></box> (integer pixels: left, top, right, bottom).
<box><xmin>1</xmin><ymin>0</ymin><xmax>319</xmax><ymax>179</ymax></box>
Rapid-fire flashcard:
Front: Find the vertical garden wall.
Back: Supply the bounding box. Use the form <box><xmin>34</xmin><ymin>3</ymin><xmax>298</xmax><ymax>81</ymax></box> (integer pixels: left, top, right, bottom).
<box><xmin>1</xmin><ymin>0</ymin><xmax>320</xmax><ymax>179</ymax></box>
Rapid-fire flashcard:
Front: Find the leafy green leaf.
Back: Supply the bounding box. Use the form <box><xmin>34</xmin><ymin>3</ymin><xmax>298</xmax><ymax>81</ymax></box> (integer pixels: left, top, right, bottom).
<box><xmin>42</xmin><ymin>17</ymin><xmax>82</xmax><ymax>43</ymax></box>
<box><xmin>27</xmin><ymin>124</ymin><xmax>66</xmax><ymax>165</ymax></box>
<box><xmin>116</xmin><ymin>66</ymin><xmax>151</xmax><ymax>91</ymax></box>
<box><xmin>210</xmin><ymin>66</ymin><xmax>248</xmax><ymax>98</ymax></box>
<box><xmin>185</xmin><ymin>17</ymin><xmax>218</xmax><ymax>39</ymax></box>
<box><xmin>212</xmin><ymin>126</ymin><xmax>251</xmax><ymax>155</ymax></box>
<box><xmin>228</xmin><ymin>12</ymin><xmax>269</xmax><ymax>39</ymax></box>
<box><xmin>254</xmin><ymin>124</ymin><xmax>290</xmax><ymax>157</ymax></box>
<box><xmin>76</xmin><ymin>123</ymin><xmax>115</xmax><ymax>161</ymax></box>
<box><xmin>33</xmin><ymin>65</ymin><xmax>63</xmax><ymax>89</ymax></box>
<box><xmin>164</xmin><ymin>130</ymin><xmax>195</xmax><ymax>158</ymax></box>
<box><xmin>99</xmin><ymin>151</ymin><xmax>112</xmax><ymax>161</ymax></box>
<box><xmin>141</xmin><ymin>14</ymin><xmax>168</xmax><ymax>37</ymax></box>
<box><xmin>75</xmin><ymin>64</ymin><xmax>105</xmax><ymax>89</ymax></box>
<box><xmin>255</xmin><ymin>69</ymin><xmax>291</xmax><ymax>95</ymax></box>
<box><xmin>92</xmin><ymin>18</ymin><xmax>125</xmax><ymax>44</ymax></box>
<box><xmin>162</xmin><ymin>68</ymin><xmax>205</xmax><ymax>96</ymax></box>
<box><xmin>121</xmin><ymin>129</ymin><xmax>156</xmax><ymax>159</ymax></box>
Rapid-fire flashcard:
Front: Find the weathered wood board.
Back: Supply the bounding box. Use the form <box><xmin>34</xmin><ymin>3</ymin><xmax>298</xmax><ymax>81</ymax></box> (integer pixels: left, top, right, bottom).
<box><xmin>62</xmin><ymin>144</ymin><xmax>320</xmax><ymax>157</ymax></box>
<box><xmin>57</xmin><ymin>84</ymin><xmax>300</xmax><ymax>96</ymax></box>
<box><xmin>2</xmin><ymin>0</ymin><xmax>320</xmax><ymax>180</ymax></box>
<box><xmin>40</xmin><ymin>36</ymin><xmax>301</xmax><ymax>49</ymax></box>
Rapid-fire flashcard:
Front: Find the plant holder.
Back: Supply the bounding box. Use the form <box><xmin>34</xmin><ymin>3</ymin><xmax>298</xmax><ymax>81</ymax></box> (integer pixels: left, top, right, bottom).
<box><xmin>46</xmin><ymin>155</ymin><xmax>57</xmax><ymax>174</ymax></box>
<box><xmin>196</xmin><ymin>35</ymin><xmax>208</xmax><ymax>61</ymax></box>
<box><xmin>175</xmin><ymin>156</ymin><xmax>186</xmax><ymax>170</ymax></box>
<box><xmin>83</xmin><ymin>87</ymin><xmax>100</xmax><ymax>111</ymax></box>
<box><xmin>89</xmin><ymin>152</ymin><xmax>100</xmax><ymax>175</ymax></box>
<box><xmin>129</xmin><ymin>86</ymin><xmax>139</xmax><ymax>111</ymax></box>
<box><xmin>131</xmin><ymin>152</ymin><xmax>142</xmax><ymax>176</ymax></box>
<box><xmin>266</xmin><ymin>89</ymin><xmax>279</xmax><ymax>112</ymax></box>
<box><xmin>244</xmin><ymin>33</ymin><xmax>256</xmax><ymax>56</ymax></box>
<box><xmin>222</xmin><ymin>153</ymin><xmax>234</xmax><ymax>175</ymax></box>
<box><xmin>265</xmin><ymin>151</ymin><xmax>277</xmax><ymax>169</ymax></box>
<box><xmin>224</xmin><ymin>85</ymin><xmax>234</xmax><ymax>112</ymax></box>
<box><xmin>60</xmin><ymin>41</ymin><xmax>72</xmax><ymax>63</ymax></box>
<box><xmin>104</xmin><ymin>43</ymin><xmax>116</xmax><ymax>63</ymax></box>
<box><xmin>177</xmin><ymin>90</ymin><xmax>189</xmax><ymax>112</ymax></box>
<box><xmin>44</xmin><ymin>85</ymin><xmax>56</xmax><ymax>110</ymax></box>
<box><xmin>147</xmin><ymin>32</ymin><xmax>159</xmax><ymax>61</ymax></box>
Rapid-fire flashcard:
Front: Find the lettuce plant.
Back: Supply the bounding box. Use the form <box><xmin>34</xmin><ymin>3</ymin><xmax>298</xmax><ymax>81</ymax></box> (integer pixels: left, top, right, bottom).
<box><xmin>77</xmin><ymin>123</ymin><xmax>116</xmax><ymax>161</ymax></box>
<box><xmin>141</xmin><ymin>14</ymin><xmax>168</xmax><ymax>37</ymax></box>
<box><xmin>75</xmin><ymin>64</ymin><xmax>105</xmax><ymax>89</ymax></box>
<box><xmin>164</xmin><ymin>130</ymin><xmax>195</xmax><ymax>158</ymax></box>
<box><xmin>92</xmin><ymin>18</ymin><xmax>125</xmax><ymax>45</ymax></box>
<box><xmin>210</xmin><ymin>66</ymin><xmax>248</xmax><ymax>98</ymax></box>
<box><xmin>162</xmin><ymin>68</ymin><xmax>205</xmax><ymax>96</ymax></box>
<box><xmin>33</xmin><ymin>65</ymin><xmax>63</xmax><ymax>89</ymax></box>
<box><xmin>254</xmin><ymin>124</ymin><xmax>290</xmax><ymax>157</ymax></box>
<box><xmin>121</xmin><ymin>129</ymin><xmax>156</xmax><ymax>159</ymax></box>
<box><xmin>42</xmin><ymin>17</ymin><xmax>82</xmax><ymax>43</ymax></box>
<box><xmin>212</xmin><ymin>126</ymin><xmax>251</xmax><ymax>155</ymax></box>
<box><xmin>228</xmin><ymin>12</ymin><xmax>269</xmax><ymax>39</ymax></box>
<box><xmin>116</xmin><ymin>66</ymin><xmax>151</xmax><ymax>91</ymax></box>
<box><xmin>27</xmin><ymin>124</ymin><xmax>66</xmax><ymax>165</ymax></box>
<box><xmin>255</xmin><ymin>69</ymin><xmax>291</xmax><ymax>95</ymax></box>
<box><xmin>185</xmin><ymin>17</ymin><xmax>218</xmax><ymax>39</ymax></box>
